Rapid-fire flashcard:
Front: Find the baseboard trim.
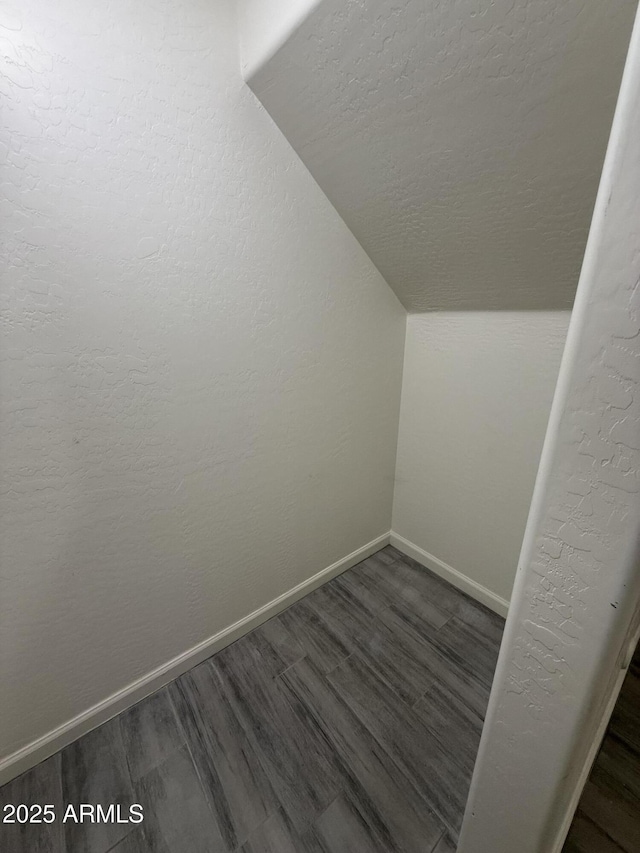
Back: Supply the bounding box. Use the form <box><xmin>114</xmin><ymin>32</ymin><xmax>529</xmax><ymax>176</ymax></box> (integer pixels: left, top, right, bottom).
<box><xmin>389</xmin><ymin>532</ymin><xmax>510</xmax><ymax>618</ymax></box>
<box><xmin>0</xmin><ymin>531</ymin><xmax>390</xmax><ymax>787</ymax></box>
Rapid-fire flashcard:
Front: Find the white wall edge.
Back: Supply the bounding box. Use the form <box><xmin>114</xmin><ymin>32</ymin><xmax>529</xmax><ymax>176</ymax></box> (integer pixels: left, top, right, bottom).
<box><xmin>389</xmin><ymin>532</ymin><xmax>510</xmax><ymax>618</ymax></box>
<box><xmin>241</xmin><ymin>0</ymin><xmax>323</xmax><ymax>85</ymax></box>
<box><xmin>549</xmin><ymin>616</ymin><xmax>640</xmax><ymax>853</ymax></box>
<box><xmin>457</xmin><ymin>5</ymin><xmax>640</xmax><ymax>848</ymax></box>
<box><xmin>0</xmin><ymin>531</ymin><xmax>390</xmax><ymax>787</ymax></box>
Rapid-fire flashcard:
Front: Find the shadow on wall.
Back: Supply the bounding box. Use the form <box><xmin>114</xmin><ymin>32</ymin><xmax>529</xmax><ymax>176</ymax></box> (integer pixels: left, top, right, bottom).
<box><xmin>391</xmin><ymin>311</ymin><xmax>571</xmax><ymax>606</ymax></box>
<box><xmin>238</xmin><ymin>0</ymin><xmax>633</xmax><ymax>608</ymax></box>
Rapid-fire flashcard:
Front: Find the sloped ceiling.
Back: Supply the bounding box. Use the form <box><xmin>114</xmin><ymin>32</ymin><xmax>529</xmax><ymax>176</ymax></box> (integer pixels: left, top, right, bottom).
<box><xmin>241</xmin><ymin>0</ymin><xmax>636</xmax><ymax>311</ymax></box>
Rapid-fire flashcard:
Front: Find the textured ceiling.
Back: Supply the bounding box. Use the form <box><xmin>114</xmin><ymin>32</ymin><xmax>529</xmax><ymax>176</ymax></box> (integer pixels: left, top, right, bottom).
<box><xmin>244</xmin><ymin>0</ymin><xmax>636</xmax><ymax>311</ymax></box>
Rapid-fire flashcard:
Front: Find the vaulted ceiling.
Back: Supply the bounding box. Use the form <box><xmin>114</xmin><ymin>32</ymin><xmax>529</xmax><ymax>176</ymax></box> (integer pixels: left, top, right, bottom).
<box><xmin>240</xmin><ymin>0</ymin><xmax>636</xmax><ymax>311</ymax></box>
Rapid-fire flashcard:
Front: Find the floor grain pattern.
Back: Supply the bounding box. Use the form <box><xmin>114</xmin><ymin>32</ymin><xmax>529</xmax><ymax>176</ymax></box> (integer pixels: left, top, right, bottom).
<box><xmin>564</xmin><ymin>644</ymin><xmax>640</xmax><ymax>853</ymax></box>
<box><xmin>0</xmin><ymin>546</ymin><xmax>505</xmax><ymax>853</ymax></box>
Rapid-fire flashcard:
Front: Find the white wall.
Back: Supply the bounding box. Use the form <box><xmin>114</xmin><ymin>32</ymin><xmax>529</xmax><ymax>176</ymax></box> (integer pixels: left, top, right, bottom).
<box><xmin>0</xmin><ymin>0</ymin><xmax>405</xmax><ymax>768</ymax></box>
<box><xmin>393</xmin><ymin>312</ymin><xmax>570</xmax><ymax>606</ymax></box>
<box><xmin>458</xmin><ymin>6</ymin><xmax>640</xmax><ymax>848</ymax></box>
<box><xmin>245</xmin><ymin>0</ymin><xmax>636</xmax><ymax>311</ymax></box>
<box><xmin>238</xmin><ymin>0</ymin><xmax>322</xmax><ymax>81</ymax></box>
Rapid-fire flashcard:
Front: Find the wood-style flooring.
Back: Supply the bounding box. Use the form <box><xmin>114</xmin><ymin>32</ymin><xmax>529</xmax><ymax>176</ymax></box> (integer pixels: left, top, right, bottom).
<box><xmin>564</xmin><ymin>643</ymin><xmax>640</xmax><ymax>853</ymax></box>
<box><xmin>0</xmin><ymin>546</ymin><xmax>505</xmax><ymax>853</ymax></box>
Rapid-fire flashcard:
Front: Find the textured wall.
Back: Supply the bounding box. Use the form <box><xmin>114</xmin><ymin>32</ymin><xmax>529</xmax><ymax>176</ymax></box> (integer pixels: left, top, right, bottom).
<box><xmin>458</xmin><ymin>7</ymin><xmax>640</xmax><ymax>849</ymax></box>
<box><xmin>393</xmin><ymin>312</ymin><xmax>569</xmax><ymax>603</ymax></box>
<box><xmin>246</xmin><ymin>0</ymin><xmax>636</xmax><ymax>311</ymax></box>
<box><xmin>0</xmin><ymin>0</ymin><xmax>405</xmax><ymax>763</ymax></box>
<box><xmin>238</xmin><ymin>0</ymin><xmax>322</xmax><ymax>81</ymax></box>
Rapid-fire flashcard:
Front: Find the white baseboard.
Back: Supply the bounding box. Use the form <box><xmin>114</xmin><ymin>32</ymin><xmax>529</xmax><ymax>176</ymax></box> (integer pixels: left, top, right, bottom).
<box><xmin>0</xmin><ymin>531</ymin><xmax>390</xmax><ymax>787</ymax></box>
<box><xmin>389</xmin><ymin>532</ymin><xmax>510</xmax><ymax>618</ymax></box>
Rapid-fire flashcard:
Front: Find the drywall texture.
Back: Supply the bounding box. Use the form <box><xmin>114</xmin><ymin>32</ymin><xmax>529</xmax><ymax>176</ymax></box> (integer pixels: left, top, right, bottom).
<box><xmin>458</xmin><ymin>7</ymin><xmax>640</xmax><ymax>850</ymax></box>
<box><xmin>246</xmin><ymin>0</ymin><xmax>636</xmax><ymax>311</ymax></box>
<box><xmin>393</xmin><ymin>312</ymin><xmax>569</xmax><ymax>604</ymax></box>
<box><xmin>238</xmin><ymin>0</ymin><xmax>321</xmax><ymax>81</ymax></box>
<box><xmin>0</xmin><ymin>0</ymin><xmax>406</xmax><ymax>764</ymax></box>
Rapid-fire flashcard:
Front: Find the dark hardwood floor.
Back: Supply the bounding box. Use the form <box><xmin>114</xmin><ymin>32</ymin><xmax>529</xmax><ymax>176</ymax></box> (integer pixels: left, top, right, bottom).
<box><xmin>564</xmin><ymin>643</ymin><xmax>640</xmax><ymax>853</ymax></box>
<box><xmin>0</xmin><ymin>546</ymin><xmax>505</xmax><ymax>853</ymax></box>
